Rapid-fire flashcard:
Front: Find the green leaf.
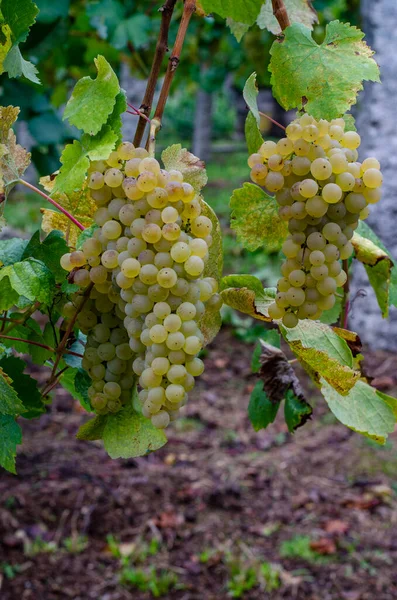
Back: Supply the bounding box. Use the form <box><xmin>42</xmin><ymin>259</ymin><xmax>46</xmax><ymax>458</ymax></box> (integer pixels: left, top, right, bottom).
<box><xmin>0</xmin><ymin>237</ymin><xmax>28</xmax><ymax>266</ymax></box>
<box><xmin>76</xmin><ymin>224</ymin><xmax>99</xmax><ymax>250</ymax></box>
<box><xmin>319</xmin><ymin>293</ymin><xmax>342</xmax><ymax>325</ymax></box>
<box><xmin>76</xmin><ymin>415</ymin><xmax>107</xmax><ymax>441</ymax></box>
<box><xmin>281</xmin><ymin>320</ymin><xmax>360</xmax><ymax>395</ymax></box>
<box><xmin>2</xmin><ymin>45</ymin><xmax>40</xmax><ymax>84</ymax></box>
<box><xmin>52</xmin><ymin>140</ymin><xmax>90</xmax><ymax>195</ymax></box>
<box><xmin>59</xmin><ymin>367</ymin><xmax>92</xmax><ymax>412</ymax></box>
<box><xmin>248</xmin><ymin>381</ymin><xmax>280</xmax><ymax>431</ymax></box>
<box><xmin>82</xmin><ymin>125</ymin><xmax>118</xmax><ymax>161</ymax></box>
<box><xmin>102</xmin><ymin>402</ymin><xmax>167</xmax><ymax>459</ymax></box>
<box><xmin>245</xmin><ymin>111</ymin><xmax>263</xmax><ymax>155</ymax></box>
<box><xmin>321</xmin><ymin>378</ymin><xmax>397</xmax><ymax>444</ymax></box>
<box><xmin>0</xmin><ymin>317</ymin><xmax>53</xmax><ymax>365</ymax></box>
<box><xmin>0</xmin><ymin>367</ymin><xmax>25</xmax><ymax>415</ymax></box>
<box><xmin>257</xmin><ymin>0</ymin><xmax>317</xmax><ymax>35</ymax></box>
<box><xmin>269</xmin><ymin>21</ymin><xmax>380</xmax><ymax>120</ymax></box>
<box><xmin>284</xmin><ymin>388</ymin><xmax>312</xmax><ymax>432</ymax></box>
<box><xmin>230</xmin><ymin>183</ymin><xmax>288</xmax><ymax>252</ymax></box>
<box><xmin>0</xmin><ymin>356</ymin><xmax>44</xmax><ymax>418</ymax></box>
<box><xmin>0</xmin><ymin>415</ymin><xmax>22</xmax><ymax>473</ymax></box>
<box><xmin>21</xmin><ymin>230</ymin><xmax>69</xmax><ymax>283</ymax></box>
<box><xmin>63</xmin><ymin>55</ymin><xmax>120</xmax><ymax>135</ymax></box>
<box><xmin>1</xmin><ymin>0</ymin><xmax>39</xmax><ymax>44</ymax></box>
<box><xmin>61</xmin><ymin>281</ymin><xmax>79</xmax><ymax>295</ymax></box>
<box><xmin>221</xmin><ymin>274</ymin><xmax>276</xmax><ymax>321</ymax></box>
<box><xmin>352</xmin><ymin>221</ymin><xmax>397</xmax><ymax>317</ymax></box>
<box><xmin>106</xmin><ymin>90</ymin><xmax>127</xmax><ymax>143</ymax></box>
<box><xmin>200</xmin><ymin>0</ymin><xmax>263</xmax><ymax>26</ymax></box>
<box><xmin>226</xmin><ymin>18</ymin><xmax>249</xmax><ymax>42</ymax></box>
<box><xmin>243</xmin><ymin>72</ymin><xmax>260</xmax><ymax>125</ymax></box>
<box><xmin>0</xmin><ymin>258</ymin><xmax>55</xmax><ymax>311</ymax></box>
<box><xmin>35</xmin><ymin>0</ymin><xmax>70</xmax><ymax>23</ymax></box>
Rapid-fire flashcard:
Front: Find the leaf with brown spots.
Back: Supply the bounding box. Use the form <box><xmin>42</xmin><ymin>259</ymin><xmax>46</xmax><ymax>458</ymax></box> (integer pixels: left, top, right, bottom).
<box><xmin>220</xmin><ymin>275</ymin><xmax>276</xmax><ymax>322</ymax></box>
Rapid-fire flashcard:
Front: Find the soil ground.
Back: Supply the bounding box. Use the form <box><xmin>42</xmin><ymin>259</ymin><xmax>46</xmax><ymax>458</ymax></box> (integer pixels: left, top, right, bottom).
<box><xmin>1</xmin><ymin>328</ymin><xmax>397</xmax><ymax>600</ymax></box>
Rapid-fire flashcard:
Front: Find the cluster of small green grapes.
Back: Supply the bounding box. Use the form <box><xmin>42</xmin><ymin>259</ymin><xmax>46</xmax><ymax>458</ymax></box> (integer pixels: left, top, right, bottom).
<box><xmin>247</xmin><ymin>113</ymin><xmax>383</xmax><ymax>328</ymax></box>
<box><xmin>60</xmin><ymin>142</ymin><xmax>222</xmax><ymax>428</ymax></box>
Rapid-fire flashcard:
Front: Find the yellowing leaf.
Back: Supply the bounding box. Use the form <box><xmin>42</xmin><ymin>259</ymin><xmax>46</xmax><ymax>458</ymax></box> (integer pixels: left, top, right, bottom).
<box><xmin>0</xmin><ymin>23</ymin><xmax>12</xmax><ymax>73</ymax></box>
<box><xmin>321</xmin><ymin>378</ymin><xmax>397</xmax><ymax>444</ymax></box>
<box><xmin>221</xmin><ymin>274</ymin><xmax>276</xmax><ymax>322</ymax></box>
<box><xmin>41</xmin><ymin>209</ymin><xmax>93</xmax><ymax>248</ymax></box>
<box><xmin>269</xmin><ymin>21</ymin><xmax>380</xmax><ymax>120</ymax></box>
<box><xmin>257</xmin><ymin>0</ymin><xmax>318</xmax><ymax>35</ymax></box>
<box><xmin>352</xmin><ymin>222</ymin><xmax>395</xmax><ymax>318</ymax></box>
<box><xmin>230</xmin><ymin>183</ymin><xmax>288</xmax><ymax>252</ymax></box>
<box><xmin>161</xmin><ymin>144</ymin><xmax>207</xmax><ymax>193</ymax></box>
<box><xmin>282</xmin><ymin>320</ymin><xmax>359</xmax><ymax>394</ymax></box>
<box><xmin>0</xmin><ymin>106</ymin><xmax>30</xmax><ymax>204</ymax></box>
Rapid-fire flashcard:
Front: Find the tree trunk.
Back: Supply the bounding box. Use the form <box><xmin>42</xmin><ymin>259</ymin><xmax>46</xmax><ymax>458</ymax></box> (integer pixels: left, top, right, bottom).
<box><xmin>349</xmin><ymin>0</ymin><xmax>397</xmax><ymax>349</ymax></box>
<box><xmin>192</xmin><ymin>86</ymin><xmax>213</xmax><ymax>162</ymax></box>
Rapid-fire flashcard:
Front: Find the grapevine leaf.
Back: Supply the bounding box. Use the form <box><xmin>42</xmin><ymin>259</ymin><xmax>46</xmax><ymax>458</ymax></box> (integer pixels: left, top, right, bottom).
<box><xmin>200</xmin><ymin>0</ymin><xmax>263</xmax><ymax>26</ymax></box>
<box><xmin>248</xmin><ymin>381</ymin><xmax>280</xmax><ymax>431</ymax></box>
<box><xmin>63</xmin><ymin>55</ymin><xmax>120</xmax><ymax>135</ymax></box>
<box><xmin>0</xmin><ymin>415</ymin><xmax>22</xmax><ymax>473</ymax></box>
<box><xmin>36</xmin><ymin>0</ymin><xmax>70</xmax><ymax>23</ymax></box>
<box><xmin>60</xmin><ymin>367</ymin><xmax>91</xmax><ymax>411</ymax></box>
<box><xmin>102</xmin><ymin>402</ymin><xmax>167</xmax><ymax>459</ymax></box>
<box><xmin>245</xmin><ymin>110</ymin><xmax>263</xmax><ymax>155</ymax></box>
<box><xmin>0</xmin><ymin>367</ymin><xmax>25</xmax><ymax>415</ymax></box>
<box><xmin>243</xmin><ymin>72</ymin><xmax>260</xmax><ymax>126</ymax></box>
<box><xmin>76</xmin><ymin>224</ymin><xmax>99</xmax><ymax>250</ymax></box>
<box><xmin>76</xmin><ymin>415</ymin><xmax>107</xmax><ymax>441</ymax></box>
<box><xmin>199</xmin><ymin>201</ymin><xmax>223</xmax><ymax>346</ymax></box>
<box><xmin>321</xmin><ymin>378</ymin><xmax>397</xmax><ymax>444</ymax></box>
<box><xmin>106</xmin><ymin>90</ymin><xmax>127</xmax><ymax>143</ymax></box>
<box><xmin>82</xmin><ymin>125</ymin><xmax>118</xmax><ymax>161</ymax></box>
<box><xmin>1</xmin><ymin>0</ymin><xmax>39</xmax><ymax>45</ymax></box>
<box><xmin>221</xmin><ymin>274</ymin><xmax>276</xmax><ymax>321</ymax></box>
<box><xmin>257</xmin><ymin>0</ymin><xmax>317</xmax><ymax>35</ymax></box>
<box><xmin>21</xmin><ymin>230</ymin><xmax>69</xmax><ymax>283</ymax></box>
<box><xmin>343</xmin><ymin>114</ymin><xmax>356</xmax><ymax>132</ymax></box>
<box><xmin>281</xmin><ymin>320</ymin><xmax>360</xmax><ymax>394</ymax></box>
<box><xmin>0</xmin><ymin>106</ymin><xmax>31</xmax><ymax>204</ymax></box>
<box><xmin>0</xmin><ymin>237</ymin><xmax>28</xmax><ymax>266</ymax></box>
<box><xmin>61</xmin><ymin>281</ymin><xmax>79</xmax><ymax>295</ymax></box>
<box><xmin>0</xmin><ymin>0</ymin><xmax>40</xmax><ymax>84</ymax></box>
<box><xmin>0</xmin><ymin>23</ymin><xmax>12</xmax><ymax>73</ymax></box>
<box><xmin>353</xmin><ymin>221</ymin><xmax>397</xmax><ymax>316</ymax></box>
<box><xmin>52</xmin><ymin>140</ymin><xmax>90</xmax><ymax>195</ymax></box>
<box><xmin>0</xmin><ymin>258</ymin><xmax>54</xmax><ymax>311</ymax></box>
<box><xmin>111</xmin><ymin>15</ymin><xmax>151</xmax><ymax>50</ymax></box>
<box><xmin>284</xmin><ymin>388</ymin><xmax>312</xmax><ymax>432</ymax></box>
<box><xmin>1</xmin><ymin>320</ymin><xmax>53</xmax><ymax>366</ymax></box>
<box><xmin>161</xmin><ymin>144</ymin><xmax>207</xmax><ymax>193</ymax></box>
<box><xmin>2</xmin><ymin>45</ymin><xmax>40</xmax><ymax>84</ymax></box>
<box><xmin>226</xmin><ymin>18</ymin><xmax>249</xmax><ymax>42</ymax></box>
<box><xmin>269</xmin><ymin>21</ymin><xmax>380</xmax><ymax>120</ymax></box>
<box><xmin>0</xmin><ymin>356</ymin><xmax>44</xmax><ymax>418</ymax></box>
<box><xmin>230</xmin><ymin>183</ymin><xmax>288</xmax><ymax>252</ymax></box>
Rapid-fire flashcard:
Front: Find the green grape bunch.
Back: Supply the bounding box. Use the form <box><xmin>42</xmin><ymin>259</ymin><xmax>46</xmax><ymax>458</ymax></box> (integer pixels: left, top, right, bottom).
<box><xmin>247</xmin><ymin>113</ymin><xmax>383</xmax><ymax>328</ymax></box>
<box><xmin>60</xmin><ymin>143</ymin><xmax>222</xmax><ymax>428</ymax></box>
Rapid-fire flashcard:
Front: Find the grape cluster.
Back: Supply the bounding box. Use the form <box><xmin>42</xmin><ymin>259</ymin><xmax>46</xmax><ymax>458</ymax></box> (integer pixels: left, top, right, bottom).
<box><xmin>247</xmin><ymin>113</ymin><xmax>383</xmax><ymax>328</ymax></box>
<box><xmin>60</xmin><ymin>143</ymin><xmax>222</xmax><ymax>428</ymax></box>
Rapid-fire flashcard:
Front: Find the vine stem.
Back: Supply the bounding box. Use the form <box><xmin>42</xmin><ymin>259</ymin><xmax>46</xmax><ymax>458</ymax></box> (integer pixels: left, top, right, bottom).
<box><xmin>2</xmin><ymin>302</ymin><xmax>41</xmax><ymax>335</ymax></box>
<box><xmin>0</xmin><ymin>334</ymin><xmax>83</xmax><ymax>359</ymax></box>
<box><xmin>152</xmin><ymin>0</ymin><xmax>196</xmax><ymax>136</ymax></box>
<box><xmin>271</xmin><ymin>0</ymin><xmax>290</xmax><ymax>31</ymax></box>
<box><xmin>258</xmin><ymin>111</ymin><xmax>286</xmax><ymax>131</ymax></box>
<box><xmin>133</xmin><ymin>0</ymin><xmax>178</xmax><ymax>147</ymax></box>
<box><xmin>340</xmin><ymin>259</ymin><xmax>350</xmax><ymax>329</ymax></box>
<box><xmin>19</xmin><ymin>179</ymin><xmax>85</xmax><ymax>232</ymax></box>
<box><xmin>48</xmin><ymin>283</ymin><xmax>94</xmax><ymax>386</ymax></box>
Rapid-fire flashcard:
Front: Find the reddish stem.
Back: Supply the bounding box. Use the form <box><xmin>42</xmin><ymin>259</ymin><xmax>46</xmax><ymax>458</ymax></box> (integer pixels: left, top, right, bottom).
<box><xmin>258</xmin><ymin>111</ymin><xmax>286</xmax><ymax>131</ymax></box>
<box><xmin>19</xmin><ymin>179</ymin><xmax>85</xmax><ymax>231</ymax></box>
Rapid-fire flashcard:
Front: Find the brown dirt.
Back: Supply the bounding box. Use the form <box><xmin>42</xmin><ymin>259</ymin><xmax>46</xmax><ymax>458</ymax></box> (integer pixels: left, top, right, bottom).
<box><xmin>1</xmin><ymin>328</ymin><xmax>397</xmax><ymax>600</ymax></box>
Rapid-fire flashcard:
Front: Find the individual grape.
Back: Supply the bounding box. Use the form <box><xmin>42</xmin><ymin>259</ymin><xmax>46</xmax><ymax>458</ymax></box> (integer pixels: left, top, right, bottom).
<box><xmin>157</xmin><ymin>268</ymin><xmax>178</xmax><ymax>288</ymax></box>
<box><xmin>184</xmin><ymin>256</ymin><xmax>204</xmax><ymax>277</ymax></box>
<box><xmin>102</xmin><ymin>220</ymin><xmax>122</xmax><ymax>240</ymax></box>
<box><xmin>104</xmin><ymin>168</ymin><xmax>124</xmax><ymax>188</ymax></box>
<box><xmin>344</xmin><ymin>193</ymin><xmax>366</xmax><ymax>214</ymax></box>
<box><xmin>342</xmin><ymin>131</ymin><xmax>361</xmax><ymax>149</ymax></box>
<box><xmin>310</xmin><ymin>158</ymin><xmax>332</xmax><ymax>180</ymax></box>
<box><xmin>306</xmin><ymin>196</ymin><xmax>328</xmax><ymax>218</ymax></box>
<box><xmin>292</xmin><ymin>156</ymin><xmax>311</xmax><ymax>176</ymax></box>
<box><xmin>282</xmin><ymin>312</ymin><xmax>299</xmax><ymax>328</ymax></box>
<box><xmin>299</xmin><ymin>179</ymin><xmax>318</xmax><ymax>198</ymax></box>
<box><xmin>363</xmin><ymin>168</ymin><xmax>383</xmax><ymax>188</ymax></box>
